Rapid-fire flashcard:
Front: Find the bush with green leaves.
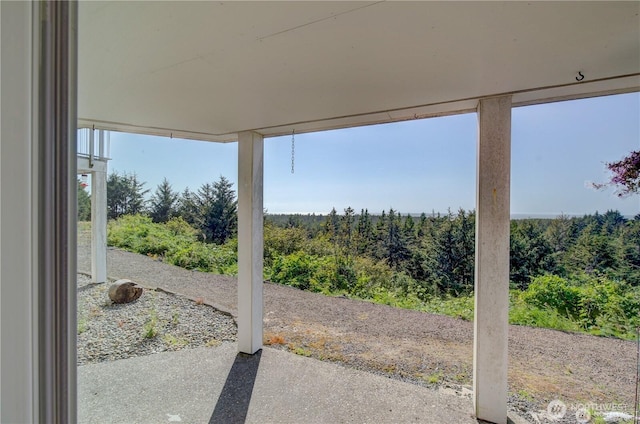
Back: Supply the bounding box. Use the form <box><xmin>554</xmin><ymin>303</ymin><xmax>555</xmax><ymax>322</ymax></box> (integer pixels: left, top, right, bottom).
<box><xmin>267</xmin><ymin>252</ymin><xmax>334</xmax><ymax>293</ymax></box>
<box><xmin>108</xmin><ymin>209</ymin><xmax>640</xmax><ymax>339</ymax></box>
<box><xmin>107</xmin><ymin>214</ymin><xmax>236</xmax><ymax>275</ymax></box>
<box><xmin>509</xmin><ymin>292</ymin><xmax>581</xmax><ymax>333</ymax></box>
<box><xmin>107</xmin><ymin>214</ymin><xmax>191</xmax><ymax>256</ymax></box>
<box><xmin>422</xmin><ymin>295</ymin><xmax>474</xmax><ymax>321</ymax></box>
<box><xmin>520</xmin><ymin>275</ymin><xmax>583</xmax><ymax>320</ymax></box>
<box><xmin>520</xmin><ymin>273</ymin><xmax>640</xmax><ymax>339</ymax></box>
<box><xmin>167</xmin><ymin>242</ymin><xmax>236</xmax><ymax>274</ymax></box>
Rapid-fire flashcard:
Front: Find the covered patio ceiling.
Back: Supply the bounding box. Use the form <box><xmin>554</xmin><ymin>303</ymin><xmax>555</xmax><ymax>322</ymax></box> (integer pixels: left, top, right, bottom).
<box><xmin>78</xmin><ymin>1</ymin><xmax>640</xmax><ymax>141</ymax></box>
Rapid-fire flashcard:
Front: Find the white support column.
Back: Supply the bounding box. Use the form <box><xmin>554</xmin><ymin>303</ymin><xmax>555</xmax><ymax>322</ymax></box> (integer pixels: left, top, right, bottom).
<box><xmin>91</xmin><ymin>169</ymin><xmax>107</xmax><ymax>283</ymax></box>
<box><xmin>237</xmin><ymin>131</ymin><xmax>264</xmax><ymax>354</ymax></box>
<box><xmin>473</xmin><ymin>95</ymin><xmax>511</xmax><ymax>424</ymax></box>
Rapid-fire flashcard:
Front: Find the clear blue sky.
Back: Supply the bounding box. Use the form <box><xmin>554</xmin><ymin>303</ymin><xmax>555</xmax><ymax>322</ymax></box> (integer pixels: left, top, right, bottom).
<box><xmin>106</xmin><ymin>92</ymin><xmax>639</xmax><ymax>217</ymax></box>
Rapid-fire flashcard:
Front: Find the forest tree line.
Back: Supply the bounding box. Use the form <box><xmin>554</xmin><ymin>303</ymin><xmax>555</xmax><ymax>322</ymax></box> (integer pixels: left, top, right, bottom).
<box><xmin>82</xmin><ymin>172</ymin><xmax>640</xmax><ymax>339</ymax></box>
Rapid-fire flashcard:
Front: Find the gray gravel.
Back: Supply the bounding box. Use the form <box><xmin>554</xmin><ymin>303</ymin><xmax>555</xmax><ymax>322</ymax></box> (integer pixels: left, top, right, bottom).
<box><xmin>77</xmin><ymin>274</ymin><xmax>236</xmax><ymax>366</ymax></box>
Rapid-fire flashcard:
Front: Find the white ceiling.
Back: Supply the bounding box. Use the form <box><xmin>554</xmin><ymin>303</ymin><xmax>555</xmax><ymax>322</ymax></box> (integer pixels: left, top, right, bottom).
<box><xmin>78</xmin><ymin>1</ymin><xmax>640</xmax><ymax>142</ymax></box>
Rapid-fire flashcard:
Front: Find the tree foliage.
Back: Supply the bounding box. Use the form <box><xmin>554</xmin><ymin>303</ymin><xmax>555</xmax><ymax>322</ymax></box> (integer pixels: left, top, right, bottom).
<box><xmin>149</xmin><ymin>178</ymin><xmax>178</xmax><ymax>223</ymax></box>
<box><xmin>595</xmin><ymin>150</ymin><xmax>640</xmax><ymax>197</ymax></box>
<box><xmin>176</xmin><ymin>176</ymin><xmax>238</xmax><ymax>244</ymax></box>
<box><xmin>106</xmin><ymin>172</ymin><xmax>149</xmax><ymax>219</ymax></box>
<box><xmin>102</xmin><ymin>170</ymin><xmax>640</xmax><ymax>339</ymax></box>
<box><xmin>198</xmin><ymin>176</ymin><xmax>237</xmax><ymax>244</ymax></box>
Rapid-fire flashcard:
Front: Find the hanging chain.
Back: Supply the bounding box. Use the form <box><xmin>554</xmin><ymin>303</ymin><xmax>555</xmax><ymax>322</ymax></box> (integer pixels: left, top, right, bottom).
<box><xmin>291</xmin><ymin>129</ymin><xmax>295</xmax><ymax>174</ymax></box>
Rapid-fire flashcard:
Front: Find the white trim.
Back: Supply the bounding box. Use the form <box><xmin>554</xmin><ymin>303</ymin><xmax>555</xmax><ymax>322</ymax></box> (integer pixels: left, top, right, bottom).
<box><xmin>1</xmin><ymin>1</ymin><xmax>38</xmax><ymax>422</ymax></box>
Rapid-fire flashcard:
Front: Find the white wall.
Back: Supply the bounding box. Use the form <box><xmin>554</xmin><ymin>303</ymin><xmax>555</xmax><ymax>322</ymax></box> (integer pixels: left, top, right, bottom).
<box><xmin>1</xmin><ymin>1</ymin><xmax>38</xmax><ymax>422</ymax></box>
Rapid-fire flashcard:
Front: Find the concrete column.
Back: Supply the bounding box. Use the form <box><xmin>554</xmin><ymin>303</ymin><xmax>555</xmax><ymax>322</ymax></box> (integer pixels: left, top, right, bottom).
<box><xmin>473</xmin><ymin>95</ymin><xmax>511</xmax><ymax>424</ymax></box>
<box><xmin>237</xmin><ymin>131</ymin><xmax>264</xmax><ymax>354</ymax></box>
<box><xmin>91</xmin><ymin>170</ymin><xmax>107</xmax><ymax>283</ymax></box>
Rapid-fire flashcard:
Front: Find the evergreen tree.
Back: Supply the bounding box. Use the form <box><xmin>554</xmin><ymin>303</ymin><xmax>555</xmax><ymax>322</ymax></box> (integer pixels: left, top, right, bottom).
<box><xmin>149</xmin><ymin>178</ymin><xmax>178</xmax><ymax>223</ymax></box>
<box><xmin>339</xmin><ymin>207</ymin><xmax>355</xmax><ymax>254</ymax></box>
<box><xmin>194</xmin><ymin>177</ymin><xmax>237</xmax><ymax>244</ymax></box>
<box><xmin>565</xmin><ymin>223</ymin><xmax>617</xmax><ymax>274</ymax></box>
<box><xmin>616</xmin><ymin>218</ymin><xmax>640</xmax><ymax>284</ymax></box>
<box><xmin>384</xmin><ymin>208</ymin><xmax>409</xmax><ymax>268</ymax></box>
<box><xmin>510</xmin><ymin>220</ymin><xmax>555</xmax><ymax>289</ymax></box>
<box><xmin>417</xmin><ymin>213</ymin><xmax>428</xmax><ymax>238</ymax></box>
<box><xmin>106</xmin><ymin>172</ymin><xmax>149</xmax><ymax>219</ymax></box>
<box><xmin>601</xmin><ymin>210</ymin><xmax>627</xmax><ymax>235</ymax></box>
<box><xmin>544</xmin><ymin>214</ymin><xmax>573</xmax><ymax>272</ymax></box>
<box><xmin>177</xmin><ymin>187</ymin><xmax>201</xmax><ymax>229</ymax></box>
<box><xmin>434</xmin><ymin>209</ymin><xmax>475</xmax><ymax>294</ymax></box>
<box><xmin>208</xmin><ymin>176</ymin><xmax>238</xmax><ymax>244</ymax></box>
<box><xmin>403</xmin><ymin>214</ymin><xmax>416</xmax><ymax>247</ymax></box>
<box><xmin>355</xmin><ymin>209</ymin><xmax>374</xmax><ymax>255</ymax></box>
<box><xmin>323</xmin><ymin>207</ymin><xmax>339</xmax><ymax>242</ymax></box>
<box><xmin>452</xmin><ymin>209</ymin><xmax>475</xmax><ymax>290</ymax></box>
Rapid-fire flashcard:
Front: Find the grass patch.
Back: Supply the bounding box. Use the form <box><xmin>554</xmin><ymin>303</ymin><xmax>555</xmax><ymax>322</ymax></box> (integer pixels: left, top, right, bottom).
<box><xmin>421</xmin><ymin>371</ymin><xmax>442</xmax><ymax>384</ymax></box>
<box><xmin>509</xmin><ymin>299</ymin><xmax>581</xmax><ymax>333</ymax></box>
<box><xmin>422</xmin><ymin>295</ymin><xmax>474</xmax><ymax>321</ymax></box>
<box><xmin>77</xmin><ymin>316</ymin><xmax>88</xmax><ymax>334</ymax></box>
<box><xmin>142</xmin><ymin>309</ymin><xmax>159</xmax><ymax>339</ymax></box>
<box><xmin>290</xmin><ymin>346</ymin><xmax>312</xmax><ymax>357</ymax></box>
<box><xmin>205</xmin><ymin>338</ymin><xmax>222</xmax><ymax>347</ymax></box>
<box><xmin>162</xmin><ymin>334</ymin><xmax>188</xmax><ymax>348</ymax></box>
<box><xmin>516</xmin><ymin>389</ymin><xmax>534</xmax><ymax>402</ymax></box>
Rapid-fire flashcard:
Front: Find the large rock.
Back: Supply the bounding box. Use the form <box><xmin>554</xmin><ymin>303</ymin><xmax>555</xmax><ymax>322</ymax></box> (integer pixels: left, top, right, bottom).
<box><xmin>108</xmin><ymin>279</ymin><xmax>143</xmax><ymax>304</ymax></box>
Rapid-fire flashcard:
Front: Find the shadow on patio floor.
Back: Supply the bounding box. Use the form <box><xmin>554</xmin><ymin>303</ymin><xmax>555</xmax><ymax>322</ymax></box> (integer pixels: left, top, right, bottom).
<box><xmin>209</xmin><ymin>350</ymin><xmax>262</xmax><ymax>424</ymax></box>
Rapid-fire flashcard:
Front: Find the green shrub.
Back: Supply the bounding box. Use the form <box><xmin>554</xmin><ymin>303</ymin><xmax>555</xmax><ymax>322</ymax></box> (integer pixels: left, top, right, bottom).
<box><xmin>520</xmin><ymin>274</ymin><xmax>640</xmax><ymax>338</ymax></box>
<box><xmin>367</xmin><ymin>286</ymin><xmax>423</xmax><ymax>310</ymax></box>
<box><xmin>108</xmin><ymin>214</ymin><xmax>197</xmax><ymax>257</ymax></box>
<box><xmin>521</xmin><ymin>275</ymin><xmax>582</xmax><ymax>320</ymax></box>
<box><xmin>108</xmin><ymin>214</ymin><xmax>236</xmax><ymax>275</ymax></box>
<box><xmin>165</xmin><ymin>216</ymin><xmax>198</xmax><ymax>238</ymax></box>
<box><xmin>509</xmin><ymin>293</ymin><xmax>581</xmax><ymax>332</ymax></box>
<box><xmin>423</xmin><ymin>295</ymin><xmax>474</xmax><ymax>321</ymax></box>
<box><xmin>107</xmin><ymin>214</ymin><xmax>640</xmax><ymax>340</ymax></box>
<box><xmin>165</xmin><ymin>243</ymin><xmax>236</xmax><ymax>273</ymax></box>
<box><xmin>268</xmin><ymin>252</ymin><xmax>334</xmax><ymax>293</ymax></box>
<box><xmin>264</xmin><ymin>225</ymin><xmax>309</xmax><ymax>265</ymax></box>
<box><xmin>349</xmin><ymin>257</ymin><xmax>393</xmax><ymax>297</ymax></box>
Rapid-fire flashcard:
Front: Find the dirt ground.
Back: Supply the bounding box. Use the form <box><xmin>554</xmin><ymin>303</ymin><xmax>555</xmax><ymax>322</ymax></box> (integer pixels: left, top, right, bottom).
<box><xmin>78</xmin><ymin>225</ymin><xmax>637</xmax><ymax>418</ymax></box>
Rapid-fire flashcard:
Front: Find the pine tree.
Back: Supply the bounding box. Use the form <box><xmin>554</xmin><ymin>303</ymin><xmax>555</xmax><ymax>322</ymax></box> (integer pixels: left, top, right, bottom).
<box><xmin>323</xmin><ymin>207</ymin><xmax>339</xmax><ymax>242</ymax></box>
<box><xmin>355</xmin><ymin>209</ymin><xmax>374</xmax><ymax>255</ymax></box>
<box><xmin>177</xmin><ymin>187</ymin><xmax>201</xmax><ymax>229</ymax></box>
<box><xmin>339</xmin><ymin>207</ymin><xmax>355</xmax><ymax>253</ymax></box>
<box><xmin>385</xmin><ymin>208</ymin><xmax>408</xmax><ymax>268</ymax></box>
<box><xmin>149</xmin><ymin>178</ymin><xmax>178</xmax><ymax>223</ymax></box>
<box><xmin>208</xmin><ymin>176</ymin><xmax>237</xmax><ymax>244</ymax></box>
<box><xmin>106</xmin><ymin>172</ymin><xmax>149</xmax><ymax>219</ymax></box>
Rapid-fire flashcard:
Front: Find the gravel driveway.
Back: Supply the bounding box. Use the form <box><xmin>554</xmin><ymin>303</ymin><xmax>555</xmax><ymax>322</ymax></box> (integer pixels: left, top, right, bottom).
<box><xmin>77</xmin><ymin>226</ymin><xmax>637</xmax><ymax>422</ymax></box>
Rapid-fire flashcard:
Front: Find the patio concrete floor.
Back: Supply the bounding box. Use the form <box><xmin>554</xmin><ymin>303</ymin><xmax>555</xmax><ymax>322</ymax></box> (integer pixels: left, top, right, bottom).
<box><xmin>78</xmin><ymin>342</ymin><xmax>480</xmax><ymax>424</ymax></box>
